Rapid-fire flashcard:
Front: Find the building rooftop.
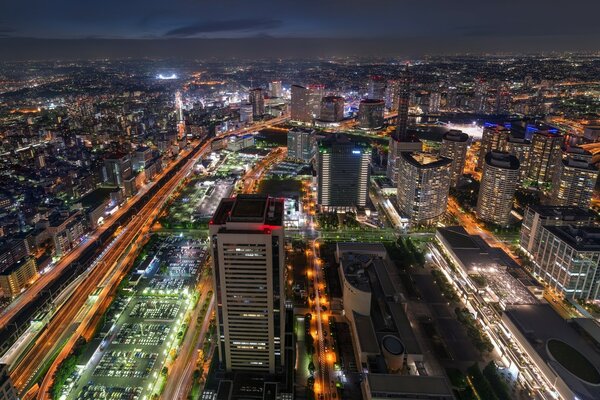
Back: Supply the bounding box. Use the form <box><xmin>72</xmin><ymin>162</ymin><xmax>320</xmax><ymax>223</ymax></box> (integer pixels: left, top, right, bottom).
<box><xmin>504</xmin><ymin>304</ymin><xmax>600</xmax><ymax>400</ymax></box>
<box><xmin>211</xmin><ymin>195</ymin><xmax>284</xmax><ymax>227</ymax></box>
<box><xmin>544</xmin><ymin>225</ymin><xmax>600</xmax><ymax>252</ymax></box>
<box><xmin>401</xmin><ymin>152</ymin><xmax>452</xmax><ymax>169</ymax></box>
<box><xmin>442</xmin><ymin>129</ymin><xmax>469</xmax><ymax>143</ymax></box>
<box><xmin>527</xmin><ymin>205</ymin><xmax>596</xmax><ymax>221</ymax></box>
<box><xmin>485</xmin><ymin>150</ymin><xmax>520</xmax><ymax>170</ymax></box>
<box><xmin>367</xmin><ymin>374</ymin><xmax>453</xmax><ymax>398</ymax></box>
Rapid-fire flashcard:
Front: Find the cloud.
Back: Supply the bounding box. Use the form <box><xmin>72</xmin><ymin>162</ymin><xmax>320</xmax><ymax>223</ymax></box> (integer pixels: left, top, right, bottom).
<box><xmin>164</xmin><ymin>18</ymin><xmax>282</xmax><ymax>37</ymax></box>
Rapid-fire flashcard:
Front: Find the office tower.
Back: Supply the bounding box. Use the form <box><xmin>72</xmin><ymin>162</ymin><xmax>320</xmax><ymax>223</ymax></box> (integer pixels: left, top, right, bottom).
<box><xmin>495</xmin><ymin>84</ymin><xmax>511</xmax><ymax>114</ymax></box>
<box><xmin>385</xmin><ymin>79</ymin><xmax>399</xmax><ymax>111</ymax></box>
<box><xmin>268</xmin><ymin>80</ymin><xmax>282</xmax><ymax>98</ymax></box>
<box><xmin>175</xmin><ymin>91</ymin><xmax>184</xmax><ymax>122</ymax></box>
<box><xmin>103</xmin><ymin>152</ymin><xmax>132</xmax><ymax>186</ymax></box>
<box><xmin>287</xmin><ymin>127</ymin><xmax>316</xmax><ymax>162</ymax></box>
<box><xmin>520</xmin><ymin>205</ymin><xmax>595</xmax><ymax>256</ymax></box>
<box><xmin>397</xmin><ymin>152</ymin><xmax>452</xmax><ymax>225</ymax></box>
<box><xmin>527</xmin><ymin>129</ymin><xmax>563</xmax><ymax>185</ymax></box>
<box><xmin>476</xmin><ymin>151</ymin><xmax>520</xmax><ymax>226</ymax></box>
<box><xmin>529</xmin><ymin>225</ymin><xmax>600</xmax><ymax>300</ymax></box>
<box><xmin>387</xmin><ymin>65</ymin><xmax>422</xmax><ymax>183</ymax></box>
<box><xmin>367</xmin><ymin>75</ymin><xmax>386</xmax><ymax>100</ymax></box>
<box><xmin>239</xmin><ymin>103</ymin><xmax>254</xmax><ymax>123</ymax></box>
<box><xmin>0</xmin><ymin>257</ymin><xmax>37</xmax><ymax>298</ymax></box>
<box><xmin>427</xmin><ymin>91</ymin><xmax>441</xmax><ymax>114</ymax></box>
<box><xmin>440</xmin><ymin>130</ymin><xmax>469</xmax><ymax>187</ymax></box>
<box><xmin>551</xmin><ymin>148</ymin><xmax>599</xmax><ymax>208</ymax></box>
<box><xmin>290</xmin><ymin>85</ymin><xmax>311</xmax><ymax>123</ymax></box>
<box><xmin>319</xmin><ymin>96</ymin><xmax>345</xmax><ymax>122</ymax></box>
<box><xmin>249</xmin><ymin>88</ymin><xmax>265</xmax><ymax>117</ymax></box>
<box><xmin>505</xmin><ymin>134</ymin><xmax>531</xmax><ymax>184</ymax></box>
<box><xmin>308</xmin><ymin>84</ymin><xmax>325</xmax><ymax>119</ymax></box>
<box><xmin>396</xmin><ymin>65</ymin><xmax>410</xmax><ymax>137</ymax></box>
<box><xmin>358</xmin><ymin>99</ymin><xmax>385</xmax><ymax>130</ymax></box>
<box><xmin>477</xmin><ymin>123</ymin><xmax>510</xmax><ymax>169</ymax></box>
<box><xmin>209</xmin><ymin>195</ymin><xmax>285</xmax><ymax>372</ymax></box>
<box><xmin>317</xmin><ymin>135</ymin><xmax>370</xmax><ymax>210</ymax></box>
<box><xmin>473</xmin><ymin>78</ymin><xmax>488</xmax><ymax>113</ymax></box>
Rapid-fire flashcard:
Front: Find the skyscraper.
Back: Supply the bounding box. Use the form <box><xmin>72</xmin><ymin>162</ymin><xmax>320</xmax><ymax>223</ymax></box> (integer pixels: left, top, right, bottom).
<box><xmin>287</xmin><ymin>127</ymin><xmax>316</xmax><ymax>163</ymax></box>
<box><xmin>397</xmin><ymin>152</ymin><xmax>452</xmax><ymax>225</ymax></box>
<box><xmin>476</xmin><ymin>151</ymin><xmax>520</xmax><ymax>226</ymax></box>
<box><xmin>495</xmin><ymin>84</ymin><xmax>511</xmax><ymax>114</ymax></box>
<box><xmin>367</xmin><ymin>75</ymin><xmax>386</xmax><ymax>100</ymax></box>
<box><xmin>317</xmin><ymin>135</ymin><xmax>370</xmax><ymax>210</ymax></box>
<box><xmin>358</xmin><ymin>99</ymin><xmax>385</xmax><ymax>130</ymax></box>
<box><xmin>440</xmin><ymin>130</ymin><xmax>469</xmax><ymax>187</ymax></box>
<box><xmin>387</xmin><ymin>65</ymin><xmax>422</xmax><ymax>183</ymax></box>
<box><xmin>268</xmin><ymin>80</ymin><xmax>282</xmax><ymax>98</ymax></box>
<box><xmin>477</xmin><ymin>123</ymin><xmax>509</xmax><ymax>170</ymax></box>
<box><xmin>551</xmin><ymin>147</ymin><xmax>599</xmax><ymax>209</ymax></box>
<box><xmin>527</xmin><ymin>129</ymin><xmax>563</xmax><ymax>186</ymax></box>
<box><xmin>319</xmin><ymin>96</ymin><xmax>344</xmax><ymax>122</ymax></box>
<box><xmin>385</xmin><ymin>79</ymin><xmax>399</xmax><ymax>111</ymax></box>
<box><xmin>505</xmin><ymin>134</ymin><xmax>531</xmax><ymax>184</ymax></box>
<box><xmin>239</xmin><ymin>103</ymin><xmax>254</xmax><ymax>123</ymax></box>
<box><xmin>249</xmin><ymin>88</ymin><xmax>265</xmax><ymax>117</ymax></box>
<box><xmin>209</xmin><ymin>195</ymin><xmax>285</xmax><ymax>373</ymax></box>
<box><xmin>308</xmin><ymin>84</ymin><xmax>325</xmax><ymax>119</ymax></box>
<box><xmin>290</xmin><ymin>85</ymin><xmax>311</xmax><ymax>123</ymax></box>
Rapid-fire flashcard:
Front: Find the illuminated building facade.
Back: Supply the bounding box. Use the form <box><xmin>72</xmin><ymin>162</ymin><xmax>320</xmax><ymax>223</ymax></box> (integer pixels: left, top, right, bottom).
<box><xmin>440</xmin><ymin>130</ymin><xmax>469</xmax><ymax>187</ymax></box>
<box><xmin>209</xmin><ymin>195</ymin><xmax>285</xmax><ymax>372</ymax></box>
<box><xmin>476</xmin><ymin>151</ymin><xmax>520</xmax><ymax>226</ymax></box>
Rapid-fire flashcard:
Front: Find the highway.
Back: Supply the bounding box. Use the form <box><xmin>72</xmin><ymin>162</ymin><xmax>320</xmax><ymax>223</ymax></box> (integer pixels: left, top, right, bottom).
<box><xmin>7</xmin><ymin>115</ymin><xmax>290</xmax><ymax>399</ymax></box>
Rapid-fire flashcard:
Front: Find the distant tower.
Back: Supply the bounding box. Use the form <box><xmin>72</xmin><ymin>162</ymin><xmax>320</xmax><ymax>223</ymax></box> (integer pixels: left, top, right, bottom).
<box><xmin>290</xmin><ymin>85</ymin><xmax>312</xmax><ymax>123</ymax></box>
<box><xmin>396</xmin><ymin>152</ymin><xmax>452</xmax><ymax>226</ymax></box>
<box><xmin>527</xmin><ymin>129</ymin><xmax>563</xmax><ymax>186</ymax></box>
<box><xmin>440</xmin><ymin>130</ymin><xmax>469</xmax><ymax>187</ymax></box>
<box><xmin>505</xmin><ymin>134</ymin><xmax>531</xmax><ymax>184</ymax></box>
<box><xmin>478</xmin><ymin>123</ymin><xmax>510</xmax><ymax>170</ymax></box>
<box><xmin>367</xmin><ymin>76</ymin><xmax>387</xmax><ymax>100</ymax></box>
<box><xmin>249</xmin><ymin>88</ymin><xmax>265</xmax><ymax>118</ymax></box>
<box><xmin>387</xmin><ymin>65</ymin><xmax>422</xmax><ymax>184</ymax></box>
<box><xmin>551</xmin><ymin>147</ymin><xmax>599</xmax><ymax>209</ymax></box>
<box><xmin>495</xmin><ymin>84</ymin><xmax>511</xmax><ymax>114</ymax></box>
<box><xmin>358</xmin><ymin>99</ymin><xmax>385</xmax><ymax>130</ymax></box>
<box><xmin>319</xmin><ymin>96</ymin><xmax>345</xmax><ymax>122</ymax></box>
<box><xmin>476</xmin><ymin>151</ymin><xmax>520</xmax><ymax>226</ymax></box>
<box><xmin>269</xmin><ymin>80</ymin><xmax>282</xmax><ymax>98</ymax></box>
<box><xmin>175</xmin><ymin>91</ymin><xmax>184</xmax><ymax>122</ymax></box>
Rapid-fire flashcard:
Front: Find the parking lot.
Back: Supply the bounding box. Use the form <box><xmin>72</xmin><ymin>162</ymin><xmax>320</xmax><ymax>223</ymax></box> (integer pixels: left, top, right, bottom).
<box><xmin>66</xmin><ymin>235</ymin><xmax>206</xmax><ymax>400</ymax></box>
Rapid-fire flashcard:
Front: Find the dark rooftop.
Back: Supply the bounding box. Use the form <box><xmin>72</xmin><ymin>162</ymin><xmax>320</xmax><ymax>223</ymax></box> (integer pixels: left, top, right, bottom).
<box><xmin>485</xmin><ymin>150</ymin><xmax>520</xmax><ymax>170</ymax></box>
<box><xmin>544</xmin><ymin>225</ymin><xmax>600</xmax><ymax>251</ymax></box>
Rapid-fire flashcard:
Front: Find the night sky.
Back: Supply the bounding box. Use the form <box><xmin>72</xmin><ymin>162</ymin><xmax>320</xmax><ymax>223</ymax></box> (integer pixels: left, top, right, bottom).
<box><xmin>1</xmin><ymin>0</ymin><xmax>600</xmax><ymax>59</ymax></box>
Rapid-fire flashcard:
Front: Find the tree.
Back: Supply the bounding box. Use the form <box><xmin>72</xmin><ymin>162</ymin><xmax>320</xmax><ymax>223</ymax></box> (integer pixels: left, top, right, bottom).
<box><xmin>308</xmin><ymin>361</ymin><xmax>316</xmax><ymax>376</ymax></box>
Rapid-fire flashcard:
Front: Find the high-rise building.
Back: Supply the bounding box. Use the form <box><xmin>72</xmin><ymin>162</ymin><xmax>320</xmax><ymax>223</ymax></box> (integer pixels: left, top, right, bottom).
<box><xmin>367</xmin><ymin>75</ymin><xmax>386</xmax><ymax>100</ymax></box>
<box><xmin>385</xmin><ymin>79</ymin><xmax>399</xmax><ymax>111</ymax></box>
<box><xmin>473</xmin><ymin>78</ymin><xmax>488</xmax><ymax>113</ymax></box>
<box><xmin>290</xmin><ymin>85</ymin><xmax>311</xmax><ymax>123</ymax></box>
<box><xmin>209</xmin><ymin>195</ymin><xmax>286</xmax><ymax>373</ymax></box>
<box><xmin>268</xmin><ymin>80</ymin><xmax>282</xmax><ymax>98</ymax></box>
<box><xmin>387</xmin><ymin>65</ymin><xmax>422</xmax><ymax>184</ymax></box>
<box><xmin>307</xmin><ymin>84</ymin><xmax>325</xmax><ymax>119</ymax></box>
<box><xmin>495</xmin><ymin>84</ymin><xmax>511</xmax><ymax>114</ymax></box>
<box><xmin>0</xmin><ymin>256</ymin><xmax>37</xmax><ymax>298</ymax></box>
<box><xmin>520</xmin><ymin>205</ymin><xmax>596</xmax><ymax>256</ymax></box>
<box><xmin>440</xmin><ymin>130</ymin><xmax>469</xmax><ymax>187</ymax></box>
<box><xmin>505</xmin><ymin>134</ymin><xmax>531</xmax><ymax>184</ymax></box>
<box><xmin>287</xmin><ymin>127</ymin><xmax>316</xmax><ymax>163</ymax></box>
<box><xmin>529</xmin><ymin>225</ymin><xmax>600</xmax><ymax>300</ymax></box>
<box><xmin>551</xmin><ymin>147</ymin><xmax>599</xmax><ymax>208</ymax></box>
<box><xmin>527</xmin><ymin>129</ymin><xmax>563</xmax><ymax>185</ymax></box>
<box><xmin>397</xmin><ymin>152</ymin><xmax>452</xmax><ymax>225</ymax></box>
<box><xmin>358</xmin><ymin>99</ymin><xmax>385</xmax><ymax>130</ymax></box>
<box><xmin>317</xmin><ymin>135</ymin><xmax>370</xmax><ymax>210</ymax></box>
<box><xmin>319</xmin><ymin>96</ymin><xmax>344</xmax><ymax>122</ymax></box>
<box><xmin>103</xmin><ymin>152</ymin><xmax>132</xmax><ymax>187</ymax></box>
<box><xmin>477</xmin><ymin>123</ymin><xmax>510</xmax><ymax>169</ymax></box>
<box><xmin>476</xmin><ymin>151</ymin><xmax>520</xmax><ymax>226</ymax></box>
<box><xmin>239</xmin><ymin>103</ymin><xmax>254</xmax><ymax>123</ymax></box>
<box><xmin>396</xmin><ymin>65</ymin><xmax>410</xmax><ymax>138</ymax></box>
<box><xmin>249</xmin><ymin>88</ymin><xmax>265</xmax><ymax>117</ymax></box>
